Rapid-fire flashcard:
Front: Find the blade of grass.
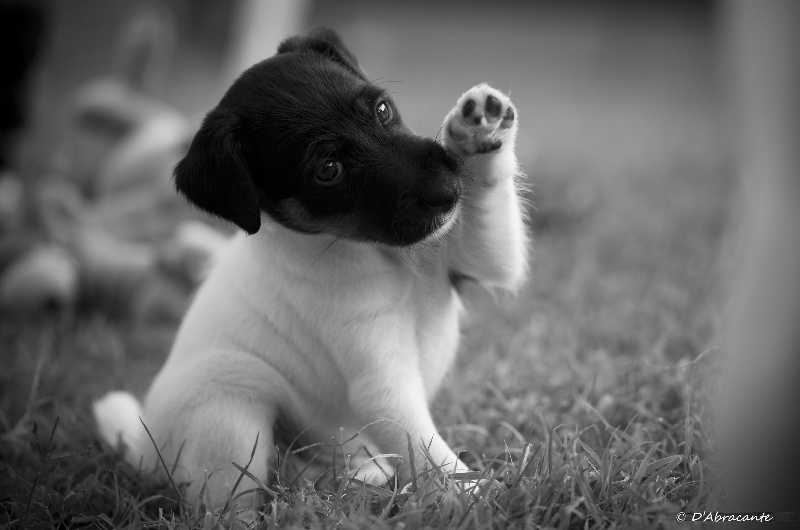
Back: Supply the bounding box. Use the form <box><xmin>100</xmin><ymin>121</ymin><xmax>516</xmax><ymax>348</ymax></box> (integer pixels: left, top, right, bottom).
<box><xmin>511</xmin><ymin>442</ymin><xmax>534</xmax><ymax>490</ymax></box>
<box><xmin>170</xmin><ymin>439</ymin><xmax>186</xmax><ymax>477</ymax></box>
<box><xmin>380</xmin><ymin>473</ymin><xmax>400</xmax><ymax>520</ymax></box>
<box><xmin>139</xmin><ymin>417</ymin><xmax>187</xmax><ymax>516</ymax></box>
<box><xmin>633</xmin><ymin>444</ymin><xmax>659</xmax><ymax>484</ymax></box>
<box><xmin>218</xmin><ymin>432</ymin><xmax>259</xmax><ymax>523</ymax></box>
<box><xmin>405</xmin><ymin>432</ymin><xmax>418</xmax><ymax>493</ymax></box>
<box><xmin>229</xmin><ymin>460</ymin><xmax>280</xmax><ymax>499</ymax></box>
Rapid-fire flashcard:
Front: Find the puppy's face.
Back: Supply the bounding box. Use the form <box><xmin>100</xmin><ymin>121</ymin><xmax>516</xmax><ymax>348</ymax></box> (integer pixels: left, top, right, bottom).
<box><xmin>175</xmin><ymin>28</ymin><xmax>462</xmax><ymax>246</ymax></box>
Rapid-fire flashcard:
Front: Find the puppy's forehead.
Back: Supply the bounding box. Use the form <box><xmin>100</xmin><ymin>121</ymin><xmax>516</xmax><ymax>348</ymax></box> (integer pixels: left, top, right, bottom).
<box><xmin>231</xmin><ymin>53</ymin><xmax>384</xmax><ymax>113</ymax></box>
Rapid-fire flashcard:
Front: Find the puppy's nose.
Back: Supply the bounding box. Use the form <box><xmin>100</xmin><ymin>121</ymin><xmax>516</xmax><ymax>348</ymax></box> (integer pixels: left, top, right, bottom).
<box><xmin>422</xmin><ymin>190</ymin><xmax>457</xmax><ymax>212</ymax></box>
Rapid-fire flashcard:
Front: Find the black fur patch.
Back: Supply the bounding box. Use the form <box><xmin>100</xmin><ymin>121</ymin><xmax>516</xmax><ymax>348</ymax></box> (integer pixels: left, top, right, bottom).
<box><xmin>174</xmin><ymin>27</ymin><xmax>465</xmax><ymax>246</ymax></box>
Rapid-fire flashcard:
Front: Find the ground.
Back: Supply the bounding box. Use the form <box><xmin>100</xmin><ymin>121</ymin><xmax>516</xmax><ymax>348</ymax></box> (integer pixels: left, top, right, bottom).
<box><xmin>1</xmin><ymin>1</ymin><xmax>729</xmax><ymax>528</ymax></box>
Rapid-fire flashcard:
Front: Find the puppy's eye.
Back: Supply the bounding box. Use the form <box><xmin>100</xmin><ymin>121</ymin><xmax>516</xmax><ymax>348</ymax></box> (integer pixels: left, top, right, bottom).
<box><xmin>317</xmin><ymin>159</ymin><xmax>343</xmax><ymax>182</ymax></box>
<box><xmin>376</xmin><ymin>100</ymin><xmax>393</xmax><ymax>124</ymax></box>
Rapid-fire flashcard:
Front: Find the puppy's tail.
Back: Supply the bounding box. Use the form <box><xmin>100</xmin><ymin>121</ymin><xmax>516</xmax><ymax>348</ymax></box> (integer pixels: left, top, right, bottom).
<box><xmin>93</xmin><ymin>391</ymin><xmax>148</xmax><ymax>465</ymax></box>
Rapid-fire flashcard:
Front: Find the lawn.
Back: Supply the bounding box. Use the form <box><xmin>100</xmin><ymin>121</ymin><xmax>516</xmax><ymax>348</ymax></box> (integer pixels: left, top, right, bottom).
<box><xmin>1</xmin><ymin>2</ymin><xmax>729</xmax><ymax>528</ymax></box>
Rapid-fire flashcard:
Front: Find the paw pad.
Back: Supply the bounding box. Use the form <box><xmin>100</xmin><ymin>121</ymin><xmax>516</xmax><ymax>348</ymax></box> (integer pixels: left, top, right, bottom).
<box><xmin>485</xmin><ymin>95</ymin><xmax>502</xmax><ymax>119</ymax></box>
<box><xmin>446</xmin><ymin>84</ymin><xmax>516</xmax><ymax>155</ymax></box>
<box><xmin>462</xmin><ymin>99</ymin><xmax>478</xmax><ymax>121</ymax></box>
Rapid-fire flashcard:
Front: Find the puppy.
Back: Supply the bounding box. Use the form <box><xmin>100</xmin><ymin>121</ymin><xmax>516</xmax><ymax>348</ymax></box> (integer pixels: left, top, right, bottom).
<box><xmin>94</xmin><ymin>27</ymin><xmax>529</xmax><ymax>511</ymax></box>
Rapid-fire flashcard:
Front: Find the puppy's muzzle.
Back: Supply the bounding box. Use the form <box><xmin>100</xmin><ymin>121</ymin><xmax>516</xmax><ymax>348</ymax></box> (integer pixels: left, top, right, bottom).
<box><xmin>411</xmin><ymin>138</ymin><xmax>463</xmax><ymax>214</ymax></box>
<box><xmin>418</xmin><ymin>184</ymin><xmax>459</xmax><ymax>214</ymax></box>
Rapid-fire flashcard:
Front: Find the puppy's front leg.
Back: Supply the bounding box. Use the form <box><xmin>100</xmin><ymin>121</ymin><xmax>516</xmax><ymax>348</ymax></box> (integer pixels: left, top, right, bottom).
<box><xmin>349</xmin><ymin>366</ymin><xmax>470</xmax><ymax>483</ymax></box>
<box><xmin>442</xmin><ymin>84</ymin><xmax>529</xmax><ymax>291</ymax></box>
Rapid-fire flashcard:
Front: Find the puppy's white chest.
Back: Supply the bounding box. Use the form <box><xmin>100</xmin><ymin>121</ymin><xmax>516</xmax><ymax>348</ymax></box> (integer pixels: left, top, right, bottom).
<box><xmin>188</xmin><ymin>231</ymin><xmax>464</xmax><ymax>409</ymax></box>
<box><xmin>316</xmin><ymin>244</ymin><xmax>463</xmax><ymax>401</ymax></box>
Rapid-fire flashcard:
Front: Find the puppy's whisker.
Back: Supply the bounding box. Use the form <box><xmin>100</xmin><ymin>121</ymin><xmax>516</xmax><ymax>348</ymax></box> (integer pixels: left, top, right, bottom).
<box><xmin>408</xmin><ymin>247</ymin><xmax>427</xmax><ymax>264</ymax></box>
<box><xmin>411</xmin><ymin>241</ymin><xmax>438</xmax><ymax>267</ymax></box>
<box><xmin>395</xmin><ymin>248</ymin><xmax>417</xmax><ymax>269</ymax></box>
<box><xmin>369</xmin><ymin>78</ymin><xmax>405</xmax><ymax>88</ymax></box>
<box><xmin>435</xmin><ymin>124</ymin><xmax>445</xmax><ymax>143</ymax></box>
<box><xmin>308</xmin><ymin>234</ymin><xmax>343</xmax><ymax>271</ymax></box>
<box><xmin>398</xmin><ymin>246</ymin><xmax>427</xmax><ymax>270</ymax></box>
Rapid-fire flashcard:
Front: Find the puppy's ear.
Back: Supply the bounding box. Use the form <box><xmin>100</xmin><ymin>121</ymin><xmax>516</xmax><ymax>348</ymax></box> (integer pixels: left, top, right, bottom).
<box><xmin>278</xmin><ymin>27</ymin><xmax>367</xmax><ymax>81</ymax></box>
<box><xmin>174</xmin><ymin>111</ymin><xmax>261</xmax><ymax>234</ymax></box>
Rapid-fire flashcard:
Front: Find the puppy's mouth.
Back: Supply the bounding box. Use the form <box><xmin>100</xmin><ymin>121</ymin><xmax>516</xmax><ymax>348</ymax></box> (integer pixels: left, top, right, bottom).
<box><xmin>420</xmin><ymin>201</ymin><xmax>460</xmax><ymax>244</ymax></box>
<box><xmin>388</xmin><ymin>186</ymin><xmax>462</xmax><ymax>247</ymax></box>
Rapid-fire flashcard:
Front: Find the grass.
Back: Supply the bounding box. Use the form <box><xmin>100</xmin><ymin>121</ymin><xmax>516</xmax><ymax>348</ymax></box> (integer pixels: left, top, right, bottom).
<box><xmin>1</xmin><ymin>3</ymin><xmax>730</xmax><ymax>528</ymax></box>
<box><xmin>0</xmin><ymin>343</ymin><xmax>721</xmax><ymax>530</ymax></box>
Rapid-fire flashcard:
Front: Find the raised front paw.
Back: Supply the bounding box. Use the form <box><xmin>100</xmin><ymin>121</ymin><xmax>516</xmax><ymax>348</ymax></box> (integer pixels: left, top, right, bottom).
<box><xmin>444</xmin><ymin>84</ymin><xmax>516</xmax><ymax>156</ymax></box>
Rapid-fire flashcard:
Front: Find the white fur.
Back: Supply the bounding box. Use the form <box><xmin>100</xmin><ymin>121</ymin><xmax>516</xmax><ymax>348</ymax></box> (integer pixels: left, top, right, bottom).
<box><xmin>94</xmin><ymin>84</ymin><xmax>529</xmax><ymax>510</ymax></box>
<box><xmin>93</xmin><ymin>391</ymin><xmax>145</xmax><ymax>454</ymax></box>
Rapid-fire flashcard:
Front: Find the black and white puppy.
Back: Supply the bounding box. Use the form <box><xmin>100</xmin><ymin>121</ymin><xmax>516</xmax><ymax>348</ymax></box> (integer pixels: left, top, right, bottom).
<box><xmin>95</xmin><ymin>27</ymin><xmax>529</xmax><ymax>510</ymax></box>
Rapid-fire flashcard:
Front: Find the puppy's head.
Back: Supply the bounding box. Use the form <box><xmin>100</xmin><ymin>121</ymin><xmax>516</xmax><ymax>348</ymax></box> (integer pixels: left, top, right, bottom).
<box><xmin>174</xmin><ymin>27</ymin><xmax>462</xmax><ymax>246</ymax></box>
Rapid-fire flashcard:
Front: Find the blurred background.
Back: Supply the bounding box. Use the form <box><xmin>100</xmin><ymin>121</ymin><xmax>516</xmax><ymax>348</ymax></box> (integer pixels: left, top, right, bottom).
<box><xmin>22</xmin><ymin>0</ymin><xmax>722</xmax><ymax>180</ymax></box>
<box><xmin>2</xmin><ymin>0</ymin><xmax>798</xmax><ymax>523</ymax></box>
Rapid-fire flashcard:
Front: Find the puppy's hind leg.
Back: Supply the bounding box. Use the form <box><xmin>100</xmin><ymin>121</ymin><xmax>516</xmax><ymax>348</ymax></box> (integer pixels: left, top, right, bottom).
<box><xmin>139</xmin><ymin>352</ymin><xmax>289</xmax><ymax>516</ymax></box>
<box><xmin>169</xmin><ymin>398</ymin><xmax>276</xmax><ymax>516</ymax></box>
<box><xmin>96</xmin><ymin>387</ymin><xmax>277</xmax><ymax>515</ymax></box>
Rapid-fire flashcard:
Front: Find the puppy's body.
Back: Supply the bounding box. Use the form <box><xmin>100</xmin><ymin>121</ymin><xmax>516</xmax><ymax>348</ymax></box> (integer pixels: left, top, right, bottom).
<box><xmin>95</xmin><ymin>28</ymin><xmax>528</xmax><ymax>510</ymax></box>
<box><xmin>141</xmin><ymin>221</ymin><xmax>460</xmax><ymax>480</ymax></box>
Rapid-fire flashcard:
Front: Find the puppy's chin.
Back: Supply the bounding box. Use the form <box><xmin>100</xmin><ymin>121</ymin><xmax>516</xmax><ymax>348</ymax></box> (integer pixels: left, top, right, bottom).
<box><xmin>382</xmin><ymin>200</ymin><xmax>460</xmax><ymax>248</ymax></box>
<box><xmin>417</xmin><ymin>203</ymin><xmax>460</xmax><ymax>246</ymax></box>
<box><xmin>272</xmin><ymin>197</ymin><xmax>461</xmax><ymax>248</ymax></box>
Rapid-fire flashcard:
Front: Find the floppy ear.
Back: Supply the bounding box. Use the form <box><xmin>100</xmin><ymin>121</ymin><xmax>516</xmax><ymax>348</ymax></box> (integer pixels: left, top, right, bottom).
<box><xmin>174</xmin><ymin>110</ymin><xmax>261</xmax><ymax>234</ymax></box>
<box><xmin>277</xmin><ymin>27</ymin><xmax>367</xmax><ymax>81</ymax></box>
